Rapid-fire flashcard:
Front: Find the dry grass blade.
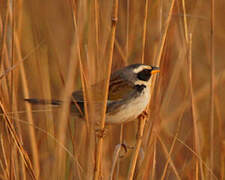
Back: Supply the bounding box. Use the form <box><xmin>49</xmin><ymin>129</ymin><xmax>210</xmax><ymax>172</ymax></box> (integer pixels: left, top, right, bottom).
<box><xmin>0</xmin><ymin>136</ymin><xmax>9</xmax><ymax>179</ymax></box>
<box><xmin>157</xmin><ymin>134</ymin><xmax>181</xmax><ymax>180</ymax></box>
<box><xmin>175</xmin><ymin>137</ymin><xmax>218</xmax><ymax>179</ymax></box>
<box><xmin>160</xmin><ymin>112</ymin><xmax>183</xmax><ymax>180</ymax></box>
<box><xmin>188</xmin><ymin>33</ymin><xmax>202</xmax><ymax>179</ymax></box>
<box><xmin>12</xmin><ymin>118</ymin><xmax>77</xmax><ymax>162</ymax></box>
<box><xmin>0</xmin><ymin>101</ymin><xmax>36</xmax><ymax>180</ymax></box>
<box><xmin>0</xmin><ymin>41</ymin><xmax>44</xmax><ymax>80</ymax></box>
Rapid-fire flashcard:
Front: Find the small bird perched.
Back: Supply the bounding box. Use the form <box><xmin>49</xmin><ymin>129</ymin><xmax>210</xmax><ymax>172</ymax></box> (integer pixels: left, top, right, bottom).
<box><xmin>25</xmin><ymin>64</ymin><xmax>159</xmax><ymax>124</ymax></box>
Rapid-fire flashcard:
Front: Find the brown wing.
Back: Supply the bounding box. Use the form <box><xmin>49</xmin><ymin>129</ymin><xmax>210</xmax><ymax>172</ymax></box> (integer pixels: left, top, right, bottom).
<box><xmin>108</xmin><ymin>72</ymin><xmax>134</xmax><ymax>101</ymax></box>
<box><xmin>70</xmin><ymin>72</ymin><xmax>134</xmax><ymax>114</ymax></box>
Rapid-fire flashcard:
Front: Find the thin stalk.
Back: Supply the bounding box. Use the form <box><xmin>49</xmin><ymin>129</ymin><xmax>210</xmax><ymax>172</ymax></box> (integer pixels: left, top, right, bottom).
<box><xmin>110</xmin><ymin>144</ymin><xmax>123</xmax><ymax>180</ymax></box>
<box><xmin>215</xmin><ymin>96</ymin><xmax>224</xmax><ymax>179</ymax></box>
<box><xmin>221</xmin><ymin>141</ymin><xmax>225</xmax><ymax>179</ymax></box>
<box><xmin>188</xmin><ymin>33</ymin><xmax>202</xmax><ymax>180</ymax></box>
<box><xmin>155</xmin><ymin>0</ymin><xmax>175</xmax><ymax>66</ymax></box>
<box><xmin>136</xmin><ymin>124</ymin><xmax>155</xmax><ymax>179</ymax></box>
<box><xmin>11</xmin><ymin>0</ymin><xmax>15</xmax><ymax>104</ymax></box>
<box><xmin>141</xmin><ymin>0</ymin><xmax>149</xmax><ymax>63</ymax></box>
<box><xmin>0</xmin><ymin>136</ymin><xmax>9</xmax><ymax>179</ymax></box>
<box><xmin>151</xmin><ymin>138</ymin><xmax>156</xmax><ymax>180</ymax></box>
<box><xmin>210</xmin><ymin>0</ymin><xmax>215</xmax><ymax>179</ymax></box>
<box><xmin>181</xmin><ymin>0</ymin><xmax>188</xmax><ymax>43</ymax></box>
<box><xmin>159</xmin><ymin>0</ymin><xmax>163</xmax><ymax>39</ymax></box>
<box><xmin>94</xmin><ymin>0</ymin><xmax>99</xmax><ymax>71</ymax></box>
<box><xmin>125</xmin><ymin>0</ymin><xmax>129</xmax><ymax>63</ymax></box>
<box><xmin>127</xmin><ymin>115</ymin><xmax>147</xmax><ymax>180</ymax></box>
<box><xmin>94</xmin><ymin>0</ymin><xmax>118</xmax><ymax>179</ymax></box>
<box><xmin>188</xmin><ymin>34</ymin><xmax>197</xmax><ymax>178</ymax></box>
<box><xmin>115</xmin><ymin>125</ymin><xmax>124</xmax><ymax>178</ymax></box>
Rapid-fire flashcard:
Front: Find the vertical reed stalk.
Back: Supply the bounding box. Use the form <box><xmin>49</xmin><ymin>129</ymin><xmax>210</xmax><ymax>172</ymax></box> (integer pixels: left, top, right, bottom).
<box><xmin>181</xmin><ymin>0</ymin><xmax>188</xmax><ymax>43</ymax></box>
<box><xmin>221</xmin><ymin>141</ymin><xmax>225</xmax><ymax>179</ymax></box>
<box><xmin>94</xmin><ymin>0</ymin><xmax>118</xmax><ymax>179</ymax></box>
<box><xmin>188</xmin><ymin>34</ymin><xmax>201</xmax><ymax>180</ymax></box>
<box><xmin>141</xmin><ymin>0</ymin><xmax>149</xmax><ymax>63</ymax></box>
<box><xmin>127</xmin><ymin>115</ymin><xmax>147</xmax><ymax>180</ymax></box>
<box><xmin>151</xmin><ymin>137</ymin><xmax>156</xmax><ymax>180</ymax></box>
<box><xmin>155</xmin><ymin>0</ymin><xmax>175</xmax><ymax>66</ymax></box>
<box><xmin>210</xmin><ymin>0</ymin><xmax>215</xmax><ymax>179</ymax></box>
<box><xmin>125</xmin><ymin>0</ymin><xmax>129</xmax><ymax>62</ymax></box>
<box><xmin>94</xmin><ymin>0</ymin><xmax>99</xmax><ymax>70</ymax></box>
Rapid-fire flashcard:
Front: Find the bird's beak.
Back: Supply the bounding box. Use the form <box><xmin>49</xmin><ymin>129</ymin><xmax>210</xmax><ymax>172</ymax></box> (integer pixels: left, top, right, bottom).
<box><xmin>151</xmin><ymin>67</ymin><xmax>160</xmax><ymax>74</ymax></box>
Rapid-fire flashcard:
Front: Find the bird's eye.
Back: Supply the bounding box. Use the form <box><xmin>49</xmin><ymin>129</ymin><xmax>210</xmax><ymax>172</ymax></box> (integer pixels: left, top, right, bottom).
<box><xmin>137</xmin><ymin>69</ymin><xmax>151</xmax><ymax>81</ymax></box>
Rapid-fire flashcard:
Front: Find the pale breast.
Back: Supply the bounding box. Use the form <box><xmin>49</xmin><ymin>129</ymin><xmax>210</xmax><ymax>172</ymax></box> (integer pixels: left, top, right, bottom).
<box><xmin>106</xmin><ymin>87</ymin><xmax>150</xmax><ymax>124</ymax></box>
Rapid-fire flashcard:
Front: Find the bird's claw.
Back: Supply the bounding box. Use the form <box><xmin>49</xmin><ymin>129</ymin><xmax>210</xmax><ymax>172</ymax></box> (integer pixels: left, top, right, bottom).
<box><xmin>138</xmin><ymin>110</ymin><xmax>148</xmax><ymax>121</ymax></box>
<box><xmin>95</xmin><ymin>127</ymin><xmax>108</xmax><ymax>138</ymax></box>
<box><xmin>119</xmin><ymin>143</ymin><xmax>135</xmax><ymax>158</ymax></box>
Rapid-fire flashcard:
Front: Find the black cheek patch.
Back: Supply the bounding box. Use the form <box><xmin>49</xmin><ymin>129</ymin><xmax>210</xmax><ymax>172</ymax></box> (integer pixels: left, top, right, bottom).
<box><xmin>137</xmin><ymin>69</ymin><xmax>151</xmax><ymax>81</ymax></box>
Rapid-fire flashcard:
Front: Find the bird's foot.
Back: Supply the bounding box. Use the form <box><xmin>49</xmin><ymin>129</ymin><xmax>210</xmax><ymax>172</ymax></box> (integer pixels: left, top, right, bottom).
<box><xmin>95</xmin><ymin>127</ymin><xmax>108</xmax><ymax>138</ymax></box>
<box><xmin>138</xmin><ymin>110</ymin><xmax>148</xmax><ymax>121</ymax></box>
<box><xmin>136</xmin><ymin>110</ymin><xmax>149</xmax><ymax>139</ymax></box>
<box><xmin>119</xmin><ymin>143</ymin><xmax>134</xmax><ymax>158</ymax></box>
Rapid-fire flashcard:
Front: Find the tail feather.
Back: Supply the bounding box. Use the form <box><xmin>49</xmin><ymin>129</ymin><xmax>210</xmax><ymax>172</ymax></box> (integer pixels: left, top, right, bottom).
<box><xmin>24</xmin><ymin>98</ymin><xmax>62</xmax><ymax>105</ymax></box>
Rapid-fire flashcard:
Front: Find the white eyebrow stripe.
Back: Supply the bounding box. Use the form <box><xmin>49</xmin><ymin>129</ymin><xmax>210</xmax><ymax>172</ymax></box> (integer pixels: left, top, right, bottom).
<box><xmin>132</xmin><ymin>65</ymin><xmax>152</xmax><ymax>73</ymax></box>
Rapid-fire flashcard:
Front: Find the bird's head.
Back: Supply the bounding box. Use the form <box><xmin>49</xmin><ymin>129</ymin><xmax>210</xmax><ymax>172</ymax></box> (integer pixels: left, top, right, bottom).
<box><xmin>124</xmin><ymin>64</ymin><xmax>160</xmax><ymax>86</ymax></box>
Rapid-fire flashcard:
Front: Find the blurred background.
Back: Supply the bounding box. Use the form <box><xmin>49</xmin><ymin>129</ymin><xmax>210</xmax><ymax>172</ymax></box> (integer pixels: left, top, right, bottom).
<box><xmin>0</xmin><ymin>0</ymin><xmax>225</xmax><ymax>179</ymax></box>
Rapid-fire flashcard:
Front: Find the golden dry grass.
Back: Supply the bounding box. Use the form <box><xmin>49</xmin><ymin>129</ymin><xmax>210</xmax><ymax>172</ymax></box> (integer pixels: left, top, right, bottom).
<box><xmin>0</xmin><ymin>0</ymin><xmax>225</xmax><ymax>179</ymax></box>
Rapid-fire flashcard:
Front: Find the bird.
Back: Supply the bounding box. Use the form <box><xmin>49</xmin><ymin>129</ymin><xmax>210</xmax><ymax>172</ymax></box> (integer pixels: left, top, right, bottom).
<box><xmin>25</xmin><ymin>64</ymin><xmax>160</xmax><ymax>124</ymax></box>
